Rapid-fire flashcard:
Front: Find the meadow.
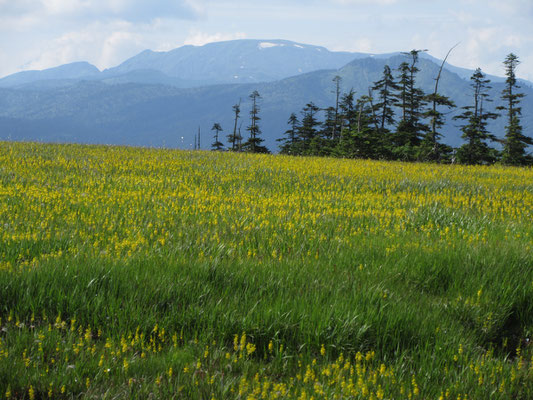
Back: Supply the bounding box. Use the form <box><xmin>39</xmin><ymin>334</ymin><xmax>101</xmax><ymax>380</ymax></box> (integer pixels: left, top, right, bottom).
<box><xmin>0</xmin><ymin>141</ymin><xmax>532</xmax><ymax>399</ymax></box>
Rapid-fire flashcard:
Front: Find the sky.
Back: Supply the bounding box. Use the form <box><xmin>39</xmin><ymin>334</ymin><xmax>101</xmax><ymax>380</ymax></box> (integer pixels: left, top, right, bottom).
<box><xmin>1</xmin><ymin>0</ymin><xmax>532</xmax><ymax>81</ymax></box>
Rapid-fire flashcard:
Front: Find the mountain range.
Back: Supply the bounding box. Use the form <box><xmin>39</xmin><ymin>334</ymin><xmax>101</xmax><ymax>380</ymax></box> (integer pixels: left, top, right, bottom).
<box><xmin>0</xmin><ymin>39</ymin><xmax>531</xmax><ymax>151</ymax></box>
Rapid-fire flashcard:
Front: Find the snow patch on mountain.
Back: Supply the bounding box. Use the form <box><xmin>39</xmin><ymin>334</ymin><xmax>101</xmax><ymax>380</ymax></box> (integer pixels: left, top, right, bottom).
<box><xmin>258</xmin><ymin>42</ymin><xmax>284</xmax><ymax>49</ymax></box>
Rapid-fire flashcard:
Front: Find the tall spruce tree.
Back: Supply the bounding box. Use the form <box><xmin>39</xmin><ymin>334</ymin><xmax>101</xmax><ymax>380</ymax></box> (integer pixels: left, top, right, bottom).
<box><xmin>296</xmin><ymin>102</ymin><xmax>321</xmax><ymax>155</ymax></box>
<box><xmin>211</xmin><ymin>123</ymin><xmax>224</xmax><ymax>151</ymax></box>
<box><xmin>396</xmin><ymin>61</ymin><xmax>410</xmax><ymax>122</ymax></box>
<box><xmin>278</xmin><ymin>113</ymin><xmax>300</xmax><ymax>154</ymax></box>
<box><xmin>454</xmin><ymin>68</ymin><xmax>499</xmax><ymax>165</ymax></box>
<box><xmin>331</xmin><ymin>75</ymin><xmax>343</xmax><ymax>140</ymax></box>
<box><xmin>420</xmin><ymin>46</ymin><xmax>458</xmax><ymax>162</ymax></box>
<box><xmin>372</xmin><ymin>65</ymin><xmax>399</xmax><ymax>132</ymax></box>
<box><xmin>499</xmin><ymin>53</ymin><xmax>532</xmax><ymax>165</ymax></box>
<box><xmin>371</xmin><ymin>66</ymin><xmax>399</xmax><ymax>160</ymax></box>
<box><xmin>237</xmin><ymin>123</ymin><xmax>243</xmax><ymax>152</ymax></box>
<box><xmin>322</xmin><ymin>106</ymin><xmax>337</xmax><ymax>141</ymax></box>
<box><xmin>332</xmin><ymin>90</ymin><xmax>358</xmax><ymax>157</ymax></box>
<box><xmin>339</xmin><ymin>90</ymin><xmax>358</xmax><ymax>136</ymax></box>
<box><xmin>243</xmin><ymin>90</ymin><xmax>269</xmax><ymax>153</ymax></box>
<box><xmin>227</xmin><ymin>102</ymin><xmax>241</xmax><ymax>151</ymax></box>
<box><xmin>392</xmin><ymin>50</ymin><xmax>428</xmax><ymax>161</ymax></box>
<box><xmin>344</xmin><ymin>94</ymin><xmax>381</xmax><ymax>159</ymax></box>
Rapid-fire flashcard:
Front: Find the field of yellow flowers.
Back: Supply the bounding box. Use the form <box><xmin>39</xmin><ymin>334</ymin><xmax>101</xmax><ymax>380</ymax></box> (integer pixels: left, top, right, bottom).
<box><xmin>0</xmin><ymin>141</ymin><xmax>532</xmax><ymax>399</ymax></box>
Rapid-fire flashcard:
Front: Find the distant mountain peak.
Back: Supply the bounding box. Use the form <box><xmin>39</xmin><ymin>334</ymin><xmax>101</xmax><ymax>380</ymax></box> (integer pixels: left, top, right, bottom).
<box><xmin>0</xmin><ymin>61</ymin><xmax>100</xmax><ymax>88</ymax></box>
<box><xmin>2</xmin><ymin>38</ymin><xmax>530</xmax><ymax>90</ymax></box>
<box><xmin>100</xmin><ymin>39</ymin><xmax>360</xmax><ymax>86</ymax></box>
<box><xmin>1</xmin><ymin>42</ymin><xmax>532</xmax><ymax>152</ymax></box>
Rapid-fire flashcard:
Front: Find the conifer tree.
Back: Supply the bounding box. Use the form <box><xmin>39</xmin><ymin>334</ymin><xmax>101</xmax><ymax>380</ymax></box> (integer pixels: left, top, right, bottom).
<box><xmin>454</xmin><ymin>68</ymin><xmax>499</xmax><ymax>165</ymax></box>
<box><xmin>332</xmin><ymin>90</ymin><xmax>357</xmax><ymax>157</ymax></box>
<box><xmin>211</xmin><ymin>123</ymin><xmax>224</xmax><ymax>151</ymax></box>
<box><xmin>339</xmin><ymin>89</ymin><xmax>357</xmax><ymax>135</ymax></box>
<box><xmin>331</xmin><ymin>75</ymin><xmax>343</xmax><ymax>140</ymax></box>
<box><xmin>322</xmin><ymin>106</ymin><xmax>337</xmax><ymax>141</ymax></box>
<box><xmin>237</xmin><ymin>123</ymin><xmax>243</xmax><ymax>152</ymax></box>
<box><xmin>420</xmin><ymin>45</ymin><xmax>458</xmax><ymax>162</ymax></box>
<box><xmin>296</xmin><ymin>102</ymin><xmax>321</xmax><ymax>155</ymax></box>
<box><xmin>343</xmin><ymin>94</ymin><xmax>381</xmax><ymax>159</ymax></box>
<box><xmin>318</xmin><ymin>106</ymin><xmax>338</xmax><ymax>155</ymax></box>
<box><xmin>278</xmin><ymin>113</ymin><xmax>300</xmax><ymax>154</ymax></box>
<box><xmin>371</xmin><ymin>67</ymin><xmax>399</xmax><ymax>160</ymax></box>
<box><xmin>243</xmin><ymin>90</ymin><xmax>269</xmax><ymax>153</ymax></box>
<box><xmin>372</xmin><ymin>65</ymin><xmax>399</xmax><ymax>132</ymax></box>
<box><xmin>392</xmin><ymin>50</ymin><xmax>428</xmax><ymax>161</ymax></box>
<box><xmin>227</xmin><ymin>102</ymin><xmax>241</xmax><ymax>151</ymax></box>
<box><xmin>499</xmin><ymin>53</ymin><xmax>532</xmax><ymax>165</ymax></box>
<box><xmin>396</xmin><ymin>61</ymin><xmax>410</xmax><ymax>122</ymax></box>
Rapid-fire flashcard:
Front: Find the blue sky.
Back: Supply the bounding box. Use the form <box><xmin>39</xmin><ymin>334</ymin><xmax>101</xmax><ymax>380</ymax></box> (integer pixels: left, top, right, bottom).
<box><xmin>1</xmin><ymin>0</ymin><xmax>532</xmax><ymax>81</ymax></box>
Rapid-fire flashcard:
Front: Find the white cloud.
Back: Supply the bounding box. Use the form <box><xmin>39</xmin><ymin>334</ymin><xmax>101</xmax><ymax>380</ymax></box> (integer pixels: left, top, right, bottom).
<box><xmin>0</xmin><ymin>0</ymin><xmax>205</xmax><ymax>23</ymax></box>
<box><xmin>332</xmin><ymin>0</ymin><xmax>398</xmax><ymax>4</ymax></box>
<box><xmin>100</xmin><ymin>30</ymin><xmax>145</xmax><ymax>68</ymax></box>
<box><xmin>1</xmin><ymin>0</ymin><xmax>532</xmax><ymax>82</ymax></box>
<box><xmin>23</xmin><ymin>21</ymin><xmax>148</xmax><ymax>71</ymax></box>
<box><xmin>333</xmin><ymin>37</ymin><xmax>373</xmax><ymax>53</ymax></box>
<box><xmin>488</xmin><ymin>0</ymin><xmax>533</xmax><ymax>17</ymax></box>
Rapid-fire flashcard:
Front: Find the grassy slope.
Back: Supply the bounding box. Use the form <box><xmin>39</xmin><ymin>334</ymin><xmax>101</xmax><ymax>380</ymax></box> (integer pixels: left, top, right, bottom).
<box><xmin>0</xmin><ymin>141</ymin><xmax>532</xmax><ymax>399</ymax></box>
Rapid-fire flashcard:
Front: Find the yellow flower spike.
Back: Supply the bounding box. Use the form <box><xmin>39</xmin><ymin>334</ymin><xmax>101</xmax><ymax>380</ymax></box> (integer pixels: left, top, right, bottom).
<box><xmin>320</xmin><ymin>344</ymin><xmax>326</xmax><ymax>356</ymax></box>
<box><xmin>240</xmin><ymin>333</ymin><xmax>247</xmax><ymax>351</ymax></box>
<box><xmin>246</xmin><ymin>342</ymin><xmax>256</xmax><ymax>355</ymax></box>
<box><xmin>172</xmin><ymin>333</ymin><xmax>178</xmax><ymax>347</ymax></box>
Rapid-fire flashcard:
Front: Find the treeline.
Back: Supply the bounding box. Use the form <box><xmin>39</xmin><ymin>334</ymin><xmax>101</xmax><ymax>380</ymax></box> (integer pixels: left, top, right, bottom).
<box><xmin>209</xmin><ymin>51</ymin><xmax>532</xmax><ymax>166</ymax></box>
<box><xmin>206</xmin><ymin>90</ymin><xmax>270</xmax><ymax>154</ymax></box>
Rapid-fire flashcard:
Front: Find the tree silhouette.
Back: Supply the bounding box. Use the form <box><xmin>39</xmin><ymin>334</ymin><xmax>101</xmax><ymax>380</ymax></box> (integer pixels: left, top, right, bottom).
<box><xmin>242</xmin><ymin>91</ymin><xmax>270</xmax><ymax>153</ymax></box>
<box><xmin>454</xmin><ymin>68</ymin><xmax>499</xmax><ymax>165</ymax></box>
<box><xmin>211</xmin><ymin>123</ymin><xmax>224</xmax><ymax>151</ymax></box>
<box><xmin>227</xmin><ymin>101</ymin><xmax>241</xmax><ymax>151</ymax></box>
<box><xmin>500</xmin><ymin>53</ymin><xmax>532</xmax><ymax>165</ymax></box>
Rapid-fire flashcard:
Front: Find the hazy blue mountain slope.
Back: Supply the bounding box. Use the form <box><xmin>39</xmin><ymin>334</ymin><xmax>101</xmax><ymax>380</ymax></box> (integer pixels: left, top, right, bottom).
<box><xmin>107</xmin><ymin>39</ymin><xmax>362</xmax><ymax>85</ymax></box>
<box><xmin>1</xmin><ymin>55</ymin><xmax>531</xmax><ymax>152</ymax></box>
<box><xmin>0</xmin><ymin>40</ymin><xmax>364</xmax><ymax>89</ymax></box>
<box><xmin>2</xmin><ymin>39</ymin><xmax>531</xmax><ymax>92</ymax></box>
<box><xmin>0</xmin><ymin>62</ymin><xmax>100</xmax><ymax>88</ymax></box>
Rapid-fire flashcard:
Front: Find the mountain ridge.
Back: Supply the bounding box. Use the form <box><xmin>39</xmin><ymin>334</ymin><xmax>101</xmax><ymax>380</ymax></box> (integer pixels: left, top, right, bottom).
<box><xmin>2</xmin><ymin>39</ymin><xmax>530</xmax><ymax>89</ymax></box>
<box><xmin>1</xmin><ymin>53</ymin><xmax>531</xmax><ymax>152</ymax></box>
<box><xmin>0</xmin><ymin>39</ymin><xmax>531</xmax><ymax>153</ymax></box>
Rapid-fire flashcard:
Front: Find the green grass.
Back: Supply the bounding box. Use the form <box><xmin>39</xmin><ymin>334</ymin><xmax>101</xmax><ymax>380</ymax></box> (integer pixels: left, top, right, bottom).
<box><xmin>0</xmin><ymin>141</ymin><xmax>532</xmax><ymax>399</ymax></box>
